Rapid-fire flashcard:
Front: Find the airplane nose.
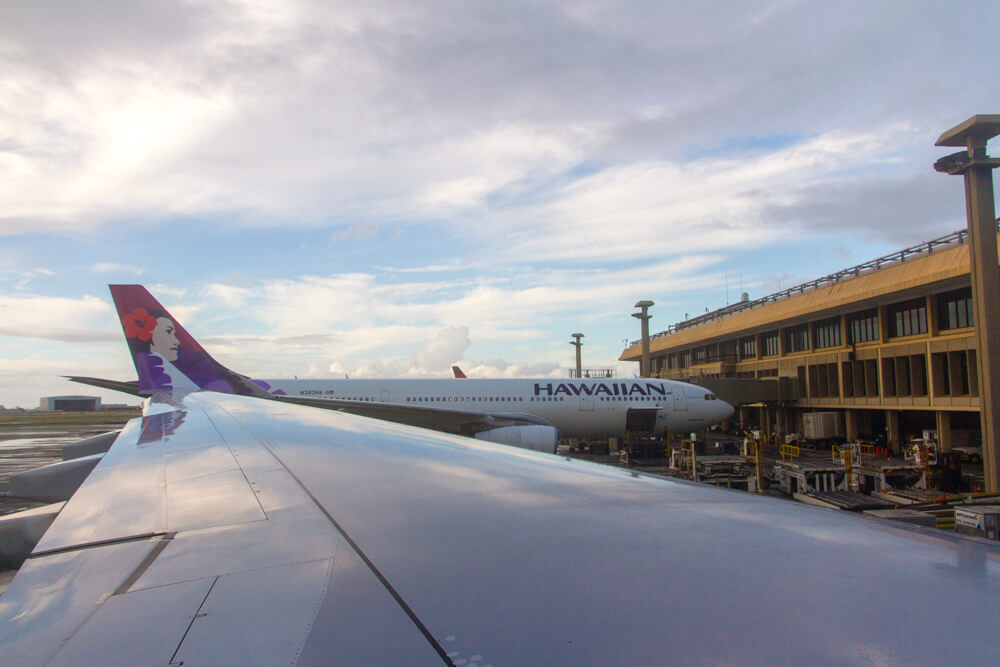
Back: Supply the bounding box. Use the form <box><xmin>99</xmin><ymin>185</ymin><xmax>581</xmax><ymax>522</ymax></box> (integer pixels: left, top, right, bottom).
<box><xmin>720</xmin><ymin>400</ymin><xmax>735</xmax><ymax>421</ymax></box>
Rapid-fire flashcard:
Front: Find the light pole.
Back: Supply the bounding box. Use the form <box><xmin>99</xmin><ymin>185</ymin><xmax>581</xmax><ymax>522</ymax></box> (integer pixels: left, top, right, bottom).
<box><xmin>632</xmin><ymin>300</ymin><xmax>654</xmax><ymax>377</ymax></box>
<box><xmin>934</xmin><ymin>114</ymin><xmax>1000</xmax><ymax>492</ymax></box>
<box><xmin>570</xmin><ymin>333</ymin><xmax>584</xmax><ymax>379</ymax></box>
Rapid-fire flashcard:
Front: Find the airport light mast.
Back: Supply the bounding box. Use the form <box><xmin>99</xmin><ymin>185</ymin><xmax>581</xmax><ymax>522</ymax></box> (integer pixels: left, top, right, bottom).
<box><xmin>570</xmin><ymin>333</ymin><xmax>584</xmax><ymax>379</ymax></box>
<box><xmin>632</xmin><ymin>301</ymin><xmax>654</xmax><ymax>378</ymax></box>
<box><xmin>934</xmin><ymin>114</ymin><xmax>1000</xmax><ymax>492</ymax></box>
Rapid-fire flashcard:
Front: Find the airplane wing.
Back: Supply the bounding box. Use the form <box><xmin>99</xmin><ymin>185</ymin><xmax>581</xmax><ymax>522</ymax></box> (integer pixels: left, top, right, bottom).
<box><xmin>69</xmin><ymin>373</ymin><xmax>555</xmax><ymax>446</ymax></box>
<box><xmin>66</xmin><ymin>375</ymin><xmax>142</xmax><ymax>396</ymax></box>
<box><xmin>2</xmin><ymin>391</ymin><xmax>999</xmax><ymax>664</ymax></box>
<box><xmin>275</xmin><ymin>393</ymin><xmax>552</xmax><ymax>434</ymax></box>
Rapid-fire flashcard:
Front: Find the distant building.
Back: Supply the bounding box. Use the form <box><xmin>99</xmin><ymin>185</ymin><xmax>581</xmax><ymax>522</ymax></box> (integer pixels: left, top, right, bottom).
<box><xmin>101</xmin><ymin>403</ymin><xmax>138</xmax><ymax>410</ymax></box>
<box><xmin>39</xmin><ymin>395</ymin><xmax>101</xmax><ymax>412</ymax></box>
<box><xmin>620</xmin><ymin>227</ymin><xmax>995</xmax><ymax>453</ymax></box>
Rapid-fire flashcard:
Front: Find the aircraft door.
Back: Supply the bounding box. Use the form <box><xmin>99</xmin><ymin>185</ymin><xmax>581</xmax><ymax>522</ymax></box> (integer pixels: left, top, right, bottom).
<box><xmin>579</xmin><ymin>396</ymin><xmax>594</xmax><ymax>411</ymax></box>
<box><xmin>380</xmin><ymin>390</ymin><xmax>390</xmax><ymax>402</ymax></box>
<box><xmin>673</xmin><ymin>390</ymin><xmax>687</xmax><ymax>412</ymax></box>
<box><xmin>625</xmin><ymin>408</ymin><xmax>658</xmax><ymax>433</ymax></box>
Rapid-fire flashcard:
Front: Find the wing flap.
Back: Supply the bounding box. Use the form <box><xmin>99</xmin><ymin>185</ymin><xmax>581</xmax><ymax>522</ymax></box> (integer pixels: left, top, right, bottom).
<box><xmin>169</xmin><ymin>560</ymin><xmax>336</xmax><ymax>667</ymax></box>
<box><xmin>33</xmin><ymin>400</ymin><xmax>269</xmax><ymax>553</ymax></box>
<box><xmin>47</xmin><ymin>576</ymin><xmax>215</xmax><ymax>667</ymax></box>
<box><xmin>0</xmin><ymin>539</ymin><xmax>160</xmax><ymax>666</ymax></box>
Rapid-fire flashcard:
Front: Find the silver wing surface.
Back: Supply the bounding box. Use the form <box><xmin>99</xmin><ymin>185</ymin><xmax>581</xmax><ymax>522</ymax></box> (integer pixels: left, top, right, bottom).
<box><xmin>1</xmin><ymin>391</ymin><xmax>998</xmax><ymax>665</ymax></box>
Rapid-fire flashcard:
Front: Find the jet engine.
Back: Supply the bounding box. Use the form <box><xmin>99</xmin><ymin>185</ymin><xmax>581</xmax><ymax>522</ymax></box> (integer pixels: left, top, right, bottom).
<box><xmin>474</xmin><ymin>425</ymin><xmax>558</xmax><ymax>454</ymax></box>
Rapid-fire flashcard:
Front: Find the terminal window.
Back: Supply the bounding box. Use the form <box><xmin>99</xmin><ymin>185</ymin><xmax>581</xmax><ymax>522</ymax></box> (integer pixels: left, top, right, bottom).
<box><xmin>785</xmin><ymin>324</ymin><xmax>809</xmax><ymax>353</ymax></box>
<box><xmin>812</xmin><ymin>317</ymin><xmax>841</xmax><ymax>349</ymax></box>
<box><xmin>888</xmin><ymin>298</ymin><xmax>927</xmax><ymax>338</ymax></box>
<box><xmin>762</xmin><ymin>331</ymin><xmax>779</xmax><ymax>357</ymax></box>
<box><xmin>937</xmin><ymin>287</ymin><xmax>974</xmax><ymax>331</ymax></box>
<box><xmin>847</xmin><ymin>308</ymin><xmax>879</xmax><ymax>343</ymax></box>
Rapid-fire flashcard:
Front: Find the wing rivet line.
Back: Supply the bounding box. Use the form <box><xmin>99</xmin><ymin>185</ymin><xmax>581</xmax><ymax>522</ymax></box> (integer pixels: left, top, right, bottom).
<box><xmin>225</xmin><ymin>420</ymin><xmax>456</xmax><ymax>666</ymax></box>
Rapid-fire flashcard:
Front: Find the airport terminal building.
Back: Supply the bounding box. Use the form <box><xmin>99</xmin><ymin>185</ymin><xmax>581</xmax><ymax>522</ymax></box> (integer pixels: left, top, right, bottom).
<box><xmin>620</xmin><ymin>228</ymin><xmax>995</xmax><ymax>453</ymax></box>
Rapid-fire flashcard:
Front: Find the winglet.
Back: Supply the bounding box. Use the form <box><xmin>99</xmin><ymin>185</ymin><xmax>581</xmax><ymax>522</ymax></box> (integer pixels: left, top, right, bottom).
<box><xmin>109</xmin><ymin>285</ymin><xmax>271</xmax><ymax>398</ymax></box>
<box><xmin>451</xmin><ymin>365</ymin><xmax>467</xmax><ymax>379</ymax></box>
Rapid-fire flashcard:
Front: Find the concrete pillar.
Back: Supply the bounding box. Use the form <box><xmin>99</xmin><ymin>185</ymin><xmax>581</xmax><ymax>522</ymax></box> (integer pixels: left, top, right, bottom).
<box><xmin>845</xmin><ymin>409</ymin><xmax>860</xmax><ymax>442</ymax></box>
<box><xmin>935</xmin><ymin>115</ymin><xmax>1000</xmax><ymax>491</ymax></box>
<box><xmin>632</xmin><ymin>301</ymin><xmax>654</xmax><ymax>377</ymax></box>
<box><xmin>776</xmin><ymin>406</ymin><xmax>790</xmax><ymax>443</ymax></box>
<box><xmin>886</xmin><ymin>411</ymin><xmax>901</xmax><ymax>455</ymax></box>
<box><xmin>570</xmin><ymin>333</ymin><xmax>584</xmax><ymax>379</ymax></box>
<box><xmin>936</xmin><ymin>411</ymin><xmax>953</xmax><ymax>453</ymax></box>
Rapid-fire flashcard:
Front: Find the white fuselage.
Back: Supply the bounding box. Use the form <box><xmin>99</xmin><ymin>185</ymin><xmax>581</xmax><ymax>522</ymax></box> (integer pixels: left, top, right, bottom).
<box><xmin>262</xmin><ymin>377</ymin><xmax>734</xmax><ymax>439</ymax></box>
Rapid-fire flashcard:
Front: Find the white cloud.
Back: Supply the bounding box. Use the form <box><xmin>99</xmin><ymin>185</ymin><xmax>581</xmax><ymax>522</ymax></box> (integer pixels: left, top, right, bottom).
<box><xmin>91</xmin><ymin>262</ymin><xmax>143</xmax><ymax>275</ymax></box>
<box><xmin>331</xmin><ymin>222</ymin><xmax>378</xmax><ymax>242</ymax></box>
<box><xmin>0</xmin><ymin>0</ymin><xmax>992</xmax><ymax>272</ymax></box>
<box><xmin>0</xmin><ymin>293</ymin><xmax>113</xmax><ymax>334</ymax></box>
<box><xmin>414</xmin><ymin>327</ymin><xmax>470</xmax><ymax>371</ymax></box>
<box><xmin>474</xmin><ymin>127</ymin><xmax>915</xmax><ymax>264</ymax></box>
<box><xmin>144</xmin><ymin>257</ymin><xmax>724</xmax><ymax>382</ymax></box>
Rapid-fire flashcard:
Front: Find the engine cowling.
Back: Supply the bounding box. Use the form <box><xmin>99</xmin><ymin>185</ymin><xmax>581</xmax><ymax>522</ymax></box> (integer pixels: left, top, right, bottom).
<box><xmin>474</xmin><ymin>425</ymin><xmax>558</xmax><ymax>454</ymax></box>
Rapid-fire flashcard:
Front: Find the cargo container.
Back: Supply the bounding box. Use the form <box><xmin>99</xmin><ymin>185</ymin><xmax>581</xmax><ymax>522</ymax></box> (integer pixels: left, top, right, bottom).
<box><xmin>954</xmin><ymin>506</ymin><xmax>1000</xmax><ymax>540</ymax></box>
<box><xmin>802</xmin><ymin>412</ymin><xmax>844</xmax><ymax>442</ymax></box>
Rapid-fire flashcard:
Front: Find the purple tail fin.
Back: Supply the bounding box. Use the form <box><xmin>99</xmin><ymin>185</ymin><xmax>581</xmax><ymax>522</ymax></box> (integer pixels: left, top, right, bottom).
<box><xmin>109</xmin><ymin>285</ymin><xmax>271</xmax><ymax>398</ymax></box>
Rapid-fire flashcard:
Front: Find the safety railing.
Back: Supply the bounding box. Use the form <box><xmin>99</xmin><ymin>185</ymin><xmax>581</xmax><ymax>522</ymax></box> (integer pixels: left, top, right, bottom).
<box><xmin>832</xmin><ymin>442</ymin><xmax>877</xmax><ymax>464</ymax></box>
<box><xmin>779</xmin><ymin>444</ymin><xmax>800</xmax><ymax>462</ymax></box>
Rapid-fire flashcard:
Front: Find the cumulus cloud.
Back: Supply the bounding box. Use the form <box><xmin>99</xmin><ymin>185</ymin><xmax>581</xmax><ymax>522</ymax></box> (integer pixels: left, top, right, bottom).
<box><xmin>127</xmin><ymin>257</ymin><xmax>724</xmax><ymax>384</ymax></box>
<box><xmin>414</xmin><ymin>327</ymin><xmax>470</xmax><ymax>371</ymax></box>
<box><xmin>1</xmin><ymin>0</ymin><xmax>994</xmax><ymax>248</ymax></box>
<box><xmin>324</xmin><ymin>327</ymin><xmax>467</xmax><ymax>378</ymax></box>
<box><xmin>0</xmin><ymin>293</ymin><xmax>114</xmax><ymax>334</ymax></box>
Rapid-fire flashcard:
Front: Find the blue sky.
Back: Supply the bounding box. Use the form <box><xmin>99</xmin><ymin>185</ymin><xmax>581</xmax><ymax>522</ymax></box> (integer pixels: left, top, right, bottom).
<box><xmin>1</xmin><ymin>0</ymin><xmax>998</xmax><ymax>408</ymax></box>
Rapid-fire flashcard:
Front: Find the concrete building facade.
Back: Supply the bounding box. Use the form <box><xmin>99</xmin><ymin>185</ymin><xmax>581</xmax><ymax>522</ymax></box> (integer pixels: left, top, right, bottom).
<box><xmin>39</xmin><ymin>396</ymin><xmax>101</xmax><ymax>412</ymax></box>
<box><xmin>620</xmin><ymin>228</ymin><xmax>997</xmax><ymax>454</ymax></box>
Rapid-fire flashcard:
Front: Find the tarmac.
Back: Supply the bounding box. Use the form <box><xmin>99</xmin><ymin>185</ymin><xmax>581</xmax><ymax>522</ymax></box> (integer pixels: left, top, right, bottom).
<box><xmin>0</xmin><ymin>412</ymin><xmax>138</xmax><ymax>516</ymax></box>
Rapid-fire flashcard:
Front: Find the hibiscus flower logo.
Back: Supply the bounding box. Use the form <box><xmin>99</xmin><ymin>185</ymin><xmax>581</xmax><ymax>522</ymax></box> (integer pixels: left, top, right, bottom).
<box><xmin>123</xmin><ymin>307</ymin><xmax>157</xmax><ymax>341</ymax></box>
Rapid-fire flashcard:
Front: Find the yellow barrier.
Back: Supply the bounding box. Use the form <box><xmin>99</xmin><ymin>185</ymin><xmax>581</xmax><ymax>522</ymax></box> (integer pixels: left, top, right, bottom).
<box><xmin>835</xmin><ymin>443</ymin><xmax>877</xmax><ymax>464</ymax></box>
<box><xmin>779</xmin><ymin>444</ymin><xmax>800</xmax><ymax>462</ymax></box>
<box><xmin>926</xmin><ymin>509</ymin><xmax>955</xmax><ymax>530</ymax></box>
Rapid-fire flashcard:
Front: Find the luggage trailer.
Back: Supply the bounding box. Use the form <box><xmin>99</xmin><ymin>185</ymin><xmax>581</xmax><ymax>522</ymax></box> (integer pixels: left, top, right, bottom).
<box><xmin>773</xmin><ymin>460</ymin><xmax>847</xmax><ymax>497</ymax></box>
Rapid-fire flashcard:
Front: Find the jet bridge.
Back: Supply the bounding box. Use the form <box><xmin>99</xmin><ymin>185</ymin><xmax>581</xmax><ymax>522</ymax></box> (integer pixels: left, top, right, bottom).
<box><xmin>686</xmin><ymin>376</ymin><xmax>799</xmax><ymax>407</ymax></box>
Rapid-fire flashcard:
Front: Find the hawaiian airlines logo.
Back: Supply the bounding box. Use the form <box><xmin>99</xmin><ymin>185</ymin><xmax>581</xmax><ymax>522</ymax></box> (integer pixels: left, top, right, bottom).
<box><xmin>122</xmin><ymin>306</ymin><xmax>182</xmax><ymax>392</ymax></box>
<box><xmin>123</xmin><ymin>307</ymin><xmax>157</xmax><ymax>341</ymax></box>
<box><xmin>533</xmin><ymin>382</ymin><xmax>667</xmax><ymax>397</ymax></box>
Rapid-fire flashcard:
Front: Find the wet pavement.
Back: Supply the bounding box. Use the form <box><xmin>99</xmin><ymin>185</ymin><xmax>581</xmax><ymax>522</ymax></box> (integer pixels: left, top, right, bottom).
<box><xmin>0</xmin><ymin>421</ymin><xmax>133</xmax><ymax>516</ymax></box>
